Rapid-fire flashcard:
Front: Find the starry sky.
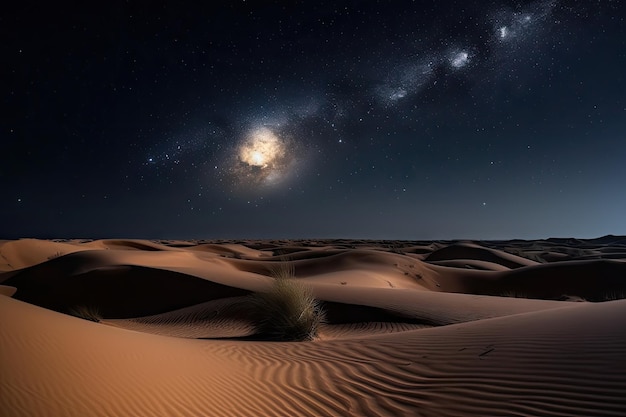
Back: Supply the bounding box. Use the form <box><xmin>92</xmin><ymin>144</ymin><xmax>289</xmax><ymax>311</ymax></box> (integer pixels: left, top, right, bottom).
<box><xmin>2</xmin><ymin>1</ymin><xmax>625</xmax><ymax>240</ymax></box>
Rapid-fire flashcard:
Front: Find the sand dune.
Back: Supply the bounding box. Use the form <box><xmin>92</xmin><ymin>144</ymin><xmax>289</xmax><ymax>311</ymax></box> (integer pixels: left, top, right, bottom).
<box><xmin>2</xmin><ymin>237</ymin><xmax>626</xmax><ymax>416</ymax></box>
<box><xmin>0</xmin><ymin>285</ymin><xmax>16</xmax><ymax>297</ymax></box>
<box><xmin>424</xmin><ymin>241</ymin><xmax>539</xmax><ymax>268</ymax></box>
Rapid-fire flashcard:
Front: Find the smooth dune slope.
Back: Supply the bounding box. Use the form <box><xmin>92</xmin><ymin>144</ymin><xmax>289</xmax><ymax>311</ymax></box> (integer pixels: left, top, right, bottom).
<box><xmin>3</xmin><ymin>293</ymin><xmax>626</xmax><ymax>416</ymax></box>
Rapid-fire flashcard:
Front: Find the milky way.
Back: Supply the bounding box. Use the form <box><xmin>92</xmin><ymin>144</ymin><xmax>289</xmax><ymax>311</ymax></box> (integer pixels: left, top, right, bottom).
<box><xmin>4</xmin><ymin>0</ymin><xmax>624</xmax><ymax>239</ymax></box>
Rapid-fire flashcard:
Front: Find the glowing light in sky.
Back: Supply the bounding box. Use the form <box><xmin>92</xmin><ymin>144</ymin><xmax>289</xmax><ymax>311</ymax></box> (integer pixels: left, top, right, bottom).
<box><xmin>239</xmin><ymin>127</ymin><xmax>285</xmax><ymax>168</ymax></box>
<box><xmin>450</xmin><ymin>51</ymin><xmax>469</xmax><ymax>68</ymax></box>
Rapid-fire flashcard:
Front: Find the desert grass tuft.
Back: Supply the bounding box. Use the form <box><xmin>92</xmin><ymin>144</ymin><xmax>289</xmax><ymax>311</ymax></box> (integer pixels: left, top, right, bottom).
<box><xmin>267</xmin><ymin>260</ymin><xmax>296</xmax><ymax>280</ymax></box>
<box><xmin>499</xmin><ymin>289</ymin><xmax>529</xmax><ymax>299</ymax></box>
<box><xmin>600</xmin><ymin>290</ymin><xmax>626</xmax><ymax>302</ymax></box>
<box><xmin>69</xmin><ymin>305</ymin><xmax>102</xmax><ymax>322</ymax></box>
<box><xmin>249</xmin><ymin>262</ymin><xmax>324</xmax><ymax>341</ymax></box>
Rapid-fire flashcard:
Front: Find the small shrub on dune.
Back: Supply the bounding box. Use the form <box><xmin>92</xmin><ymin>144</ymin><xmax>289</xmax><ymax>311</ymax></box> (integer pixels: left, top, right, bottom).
<box><xmin>499</xmin><ymin>289</ymin><xmax>529</xmax><ymax>299</ymax></box>
<box><xmin>249</xmin><ymin>262</ymin><xmax>325</xmax><ymax>341</ymax></box>
<box><xmin>47</xmin><ymin>251</ymin><xmax>64</xmax><ymax>260</ymax></box>
<box><xmin>601</xmin><ymin>291</ymin><xmax>626</xmax><ymax>302</ymax></box>
<box><xmin>69</xmin><ymin>305</ymin><xmax>102</xmax><ymax>323</ymax></box>
<box><xmin>268</xmin><ymin>260</ymin><xmax>295</xmax><ymax>280</ymax></box>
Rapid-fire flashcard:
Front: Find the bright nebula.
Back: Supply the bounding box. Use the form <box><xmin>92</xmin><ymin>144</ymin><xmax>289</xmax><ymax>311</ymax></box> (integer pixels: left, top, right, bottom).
<box><xmin>239</xmin><ymin>127</ymin><xmax>285</xmax><ymax>168</ymax></box>
<box><xmin>230</xmin><ymin>126</ymin><xmax>297</xmax><ymax>189</ymax></box>
<box><xmin>450</xmin><ymin>51</ymin><xmax>469</xmax><ymax>69</ymax></box>
<box><xmin>389</xmin><ymin>88</ymin><xmax>407</xmax><ymax>101</ymax></box>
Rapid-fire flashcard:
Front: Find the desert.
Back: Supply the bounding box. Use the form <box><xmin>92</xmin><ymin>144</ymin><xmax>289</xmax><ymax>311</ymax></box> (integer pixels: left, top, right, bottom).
<box><xmin>2</xmin><ymin>236</ymin><xmax>626</xmax><ymax>416</ymax></box>
<box><xmin>5</xmin><ymin>1</ymin><xmax>625</xmax><ymax>416</ymax></box>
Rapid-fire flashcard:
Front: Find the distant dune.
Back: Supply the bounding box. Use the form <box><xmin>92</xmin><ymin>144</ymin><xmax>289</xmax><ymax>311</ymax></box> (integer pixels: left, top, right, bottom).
<box><xmin>2</xmin><ymin>237</ymin><xmax>626</xmax><ymax>416</ymax></box>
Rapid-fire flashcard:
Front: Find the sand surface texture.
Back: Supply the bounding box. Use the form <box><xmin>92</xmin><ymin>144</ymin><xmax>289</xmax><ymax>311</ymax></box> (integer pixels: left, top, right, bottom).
<box><xmin>2</xmin><ymin>237</ymin><xmax>626</xmax><ymax>416</ymax></box>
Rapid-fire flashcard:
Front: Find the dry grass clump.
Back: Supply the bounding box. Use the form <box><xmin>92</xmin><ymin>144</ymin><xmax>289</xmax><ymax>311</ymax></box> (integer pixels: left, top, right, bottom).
<box><xmin>69</xmin><ymin>305</ymin><xmax>102</xmax><ymax>323</ymax></box>
<box><xmin>499</xmin><ymin>289</ymin><xmax>529</xmax><ymax>299</ymax></box>
<box><xmin>600</xmin><ymin>291</ymin><xmax>626</xmax><ymax>302</ymax></box>
<box><xmin>248</xmin><ymin>262</ymin><xmax>324</xmax><ymax>341</ymax></box>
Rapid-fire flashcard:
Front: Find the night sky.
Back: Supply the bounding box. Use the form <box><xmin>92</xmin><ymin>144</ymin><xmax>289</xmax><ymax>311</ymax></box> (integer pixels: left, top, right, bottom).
<box><xmin>2</xmin><ymin>1</ymin><xmax>625</xmax><ymax>240</ymax></box>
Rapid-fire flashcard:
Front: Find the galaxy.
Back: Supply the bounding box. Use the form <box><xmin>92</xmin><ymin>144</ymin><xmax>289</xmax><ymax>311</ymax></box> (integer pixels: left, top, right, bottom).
<box><xmin>2</xmin><ymin>0</ymin><xmax>625</xmax><ymax>239</ymax></box>
<box><xmin>230</xmin><ymin>125</ymin><xmax>299</xmax><ymax>189</ymax></box>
